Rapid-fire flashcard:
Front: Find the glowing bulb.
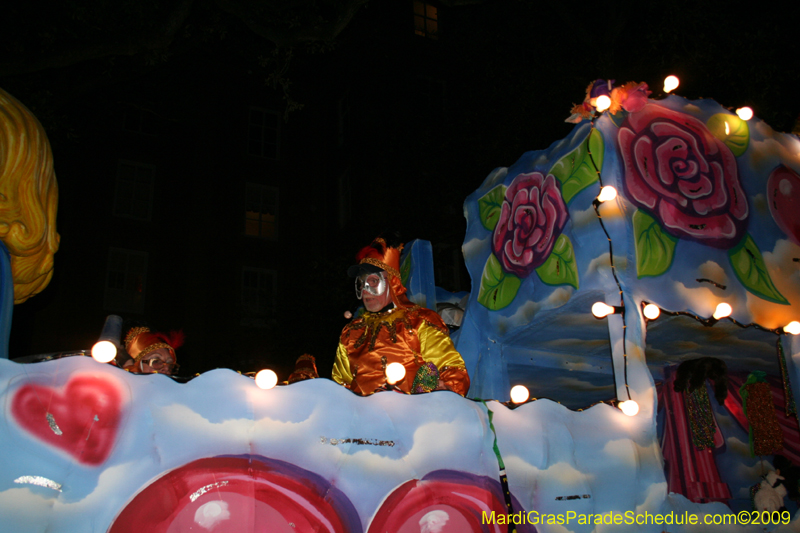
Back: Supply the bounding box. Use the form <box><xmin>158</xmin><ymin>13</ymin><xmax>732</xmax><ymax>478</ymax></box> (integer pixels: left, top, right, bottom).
<box><xmin>736</xmin><ymin>107</ymin><xmax>753</xmax><ymax>121</ymax></box>
<box><xmin>663</xmin><ymin>75</ymin><xmax>679</xmax><ymax>93</ymax></box>
<box><xmin>592</xmin><ymin>302</ymin><xmax>615</xmax><ymax>318</ymax></box>
<box><xmin>784</xmin><ymin>321</ymin><xmax>800</xmax><ymax>335</ymax></box>
<box><xmin>643</xmin><ymin>304</ymin><xmax>660</xmax><ymax>320</ymax></box>
<box><xmin>597</xmin><ymin>186</ymin><xmax>617</xmax><ymax>203</ymax></box>
<box><xmin>510</xmin><ymin>385</ymin><xmax>530</xmax><ymax>404</ymax></box>
<box><xmin>385</xmin><ymin>362</ymin><xmax>406</xmax><ymax>385</ymax></box>
<box><xmin>91</xmin><ymin>341</ymin><xmax>117</xmax><ymax>363</ymax></box>
<box><xmin>712</xmin><ymin>303</ymin><xmax>732</xmax><ymax>320</ymax></box>
<box><xmin>255</xmin><ymin>369</ymin><xmax>278</xmax><ymax>390</ymax></box>
<box><xmin>619</xmin><ymin>400</ymin><xmax>639</xmax><ymax>416</ymax></box>
<box><xmin>595</xmin><ymin>95</ymin><xmax>611</xmax><ymax>112</ymax></box>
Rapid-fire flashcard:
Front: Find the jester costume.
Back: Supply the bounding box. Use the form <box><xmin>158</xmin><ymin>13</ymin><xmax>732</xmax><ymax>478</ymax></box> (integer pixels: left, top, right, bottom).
<box><xmin>332</xmin><ymin>238</ymin><xmax>470</xmax><ymax>396</ymax></box>
<box><xmin>123</xmin><ymin>326</ymin><xmax>184</xmax><ymax>373</ymax></box>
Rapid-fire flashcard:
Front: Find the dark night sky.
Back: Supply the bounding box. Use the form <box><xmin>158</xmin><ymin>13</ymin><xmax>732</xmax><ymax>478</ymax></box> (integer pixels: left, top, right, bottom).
<box><xmin>2</xmin><ymin>0</ymin><xmax>799</xmax><ymax>376</ymax></box>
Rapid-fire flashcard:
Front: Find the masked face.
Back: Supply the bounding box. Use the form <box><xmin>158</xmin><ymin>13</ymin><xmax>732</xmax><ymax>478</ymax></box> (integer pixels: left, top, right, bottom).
<box><xmin>357</xmin><ymin>272</ymin><xmax>392</xmax><ymax>312</ymax></box>
<box><xmin>139</xmin><ymin>348</ymin><xmax>177</xmax><ymax>375</ymax></box>
<box><xmin>355</xmin><ymin>271</ymin><xmax>386</xmax><ymax>299</ymax></box>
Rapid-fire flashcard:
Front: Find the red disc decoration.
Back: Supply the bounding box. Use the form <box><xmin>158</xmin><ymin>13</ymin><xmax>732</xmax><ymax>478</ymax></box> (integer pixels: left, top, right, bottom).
<box><xmin>767</xmin><ymin>164</ymin><xmax>800</xmax><ymax>245</ymax></box>
<box><xmin>11</xmin><ymin>374</ymin><xmax>125</xmax><ymax>466</ymax></box>
<box><xmin>108</xmin><ymin>455</ymin><xmax>361</xmax><ymax>533</ymax></box>
<box><xmin>368</xmin><ymin>470</ymin><xmax>537</xmax><ymax>533</ymax></box>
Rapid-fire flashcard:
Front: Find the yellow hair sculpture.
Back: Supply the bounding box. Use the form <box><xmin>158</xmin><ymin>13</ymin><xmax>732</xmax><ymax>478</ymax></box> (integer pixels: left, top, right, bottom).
<box><xmin>0</xmin><ymin>88</ymin><xmax>59</xmax><ymax>304</ymax></box>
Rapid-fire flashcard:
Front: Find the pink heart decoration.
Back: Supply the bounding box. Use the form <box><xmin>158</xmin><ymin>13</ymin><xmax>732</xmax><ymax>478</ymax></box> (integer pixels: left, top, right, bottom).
<box><xmin>11</xmin><ymin>374</ymin><xmax>124</xmax><ymax>466</ymax></box>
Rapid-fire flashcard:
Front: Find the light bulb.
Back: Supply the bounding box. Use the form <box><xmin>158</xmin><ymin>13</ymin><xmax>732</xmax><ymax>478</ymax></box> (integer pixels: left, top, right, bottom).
<box><xmin>255</xmin><ymin>369</ymin><xmax>278</xmax><ymax>390</ymax></box>
<box><xmin>783</xmin><ymin>321</ymin><xmax>800</xmax><ymax>335</ymax></box>
<box><xmin>663</xmin><ymin>75</ymin><xmax>679</xmax><ymax>94</ymax></box>
<box><xmin>619</xmin><ymin>400</ymin><xmax>639</xmax><ymax>416</ymax></box>
<box><xmin>595</xmin><ymin>95</ymin><xmax>611</xmax><ymax>112</ymax></box>
<box><xmin>736</xmin><ymin>107</ymin><xmax>753</xmax><ymax>121</ymax></box>
<box><xmin>643</xmin><ymin>304</ymin><xmax>660</xmax><ymax>320</ymax></box>
<box><xmin>92</xmin><ymin>314</ymin><xmax>122</xmax><ymax>363</ymax></box>
<box><xmin>91</xmin><ymin>341</ymin><xmax>117</xmax><ymax>363</ymax></box>
<box><xmin>712</xmin><ymin>303</ymin><xmax>732</xmax><ymax>320</ymax></box>
<box><xmin>592</xmin><ymin>302</ymin><xmax>615</xmax><ymax>318</ymax></box>
<box><xmin>385</xmin><ymin>362</ymin><xmax>406</xmax><ymax>385</ymax></box>
<box><xmin>510</xmin><ymin>385</ymin><xmax>530</xmax><ymax>404</ymax></box>
<box><xmin>597</xmin><ymin>186</ymin><xmax>617</xmax><ymax>203</ymax></box>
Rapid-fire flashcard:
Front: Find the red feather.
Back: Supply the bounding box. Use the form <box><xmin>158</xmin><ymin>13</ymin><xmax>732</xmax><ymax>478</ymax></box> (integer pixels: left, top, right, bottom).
<box><xmin>355</xmin><ymin>241</ymin><xmax>384</xmax><ymax>263</ymax></box>
<box><xmin>155</xmin><ymin>330</ymin><xmax>185</xmax><ymax>350</ymax></box>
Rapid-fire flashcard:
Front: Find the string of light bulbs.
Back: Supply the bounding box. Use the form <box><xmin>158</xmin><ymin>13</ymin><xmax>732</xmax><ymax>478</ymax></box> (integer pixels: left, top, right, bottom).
<box><xmin>641</xmin><ymin>300</ymin><xmax>800</xmax><ymax>336</ymax></box>
<box><xmin>81</xmin><ymin>76</ymin><xmax>771</xmax><ymax>418</ymax></box>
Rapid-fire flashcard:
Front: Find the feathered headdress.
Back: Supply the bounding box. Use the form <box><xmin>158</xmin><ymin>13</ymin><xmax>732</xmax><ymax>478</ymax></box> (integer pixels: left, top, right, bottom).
<box><xmin>124</xmin><ymin>326</ymin><xmax>185</xmax><ymax>365</ymax></box>
<box><xmin>348</xmin><ymin>234</ymin><xmax>414</xmax><ymax>308</ymax></box>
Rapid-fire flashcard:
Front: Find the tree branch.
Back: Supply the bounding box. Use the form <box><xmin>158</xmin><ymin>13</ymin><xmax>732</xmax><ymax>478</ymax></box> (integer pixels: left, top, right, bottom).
<box><xmin>213</xmin><ymin>0</ymin><xmax>369</xmax><ymax>48</ymax></box>
<box><xmin>0</xmin><ymin>0</ymin><xmax>195</xmax><ymax>76</ymax></box>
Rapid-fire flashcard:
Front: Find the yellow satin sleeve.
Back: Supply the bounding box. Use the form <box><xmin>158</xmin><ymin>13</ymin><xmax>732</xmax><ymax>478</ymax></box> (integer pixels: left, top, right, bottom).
<box><xmin>332</xmin><ymin>342</ymin><xmax>353</xmax><ymax>386</ymax></box>
<box><xmin>418</xmin><ymin>321</ymin><xmax>464</xmax><ymax>370</ymax></box>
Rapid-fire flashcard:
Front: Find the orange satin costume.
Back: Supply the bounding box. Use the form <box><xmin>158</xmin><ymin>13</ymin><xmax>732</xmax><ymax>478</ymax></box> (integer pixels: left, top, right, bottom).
<box><xmin>332</xmin><ymin>237</ymin><xmax>470</xmax><ymax>396</ymax></box>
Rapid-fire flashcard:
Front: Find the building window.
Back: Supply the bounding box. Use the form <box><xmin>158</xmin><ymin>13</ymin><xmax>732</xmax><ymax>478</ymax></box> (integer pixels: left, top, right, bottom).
<box><xmin>245</xmin><ymin>183</ymin><xmax>278</xmax><ymax>239</ymax></box>
<box><xmin>338</xmin><ymin>94</ymin><xmax>351</xmax><ymax>147</ymax></box>
<box><xmin>413</xmin><ymin>77</ymin><xmax>445</xmax><ymax>122</ymax></box>
<box><xmin>248</xmin><ymin>108</ymin><xmax>280</xmax><ymax>159</ymax></box>
<box><xmin>122</xmin><ymin>107</ymin><xmax>159</xmax><ymax>135</ymax></box>
<box><xmin>242</xmin><ymin>267</ymin><xmax>277</xmax><ymax>317</ymax></box>
<box><xmin>434</xmin><ymin>243</ymin><xmax>465</xmax><ymax>292</ymax></box>
<box><xmin>413</xmin><ymin>1</ymin><xmax>438</xmax><ymax>39</ymax></box>
<box><xmin>338</xmin><ymin>169</ymin><xmax>352</xmax><ymax>229</ymax></box>
<box><xmin>104</xmin><ymin>248</ymin><xmax>147</xmax><ymax>313</ymax></box>
<box><xmin>113</xmin><ymin>161</ymin><xmax>155</xmax><ymax>221</ymax></box>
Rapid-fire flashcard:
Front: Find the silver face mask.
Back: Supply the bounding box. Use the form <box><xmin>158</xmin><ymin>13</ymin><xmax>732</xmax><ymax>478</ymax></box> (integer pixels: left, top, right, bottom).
<box><xmin>355</xmin><ymin>271</ymin><xmax>387</xmax><ymax>299</ymax></box>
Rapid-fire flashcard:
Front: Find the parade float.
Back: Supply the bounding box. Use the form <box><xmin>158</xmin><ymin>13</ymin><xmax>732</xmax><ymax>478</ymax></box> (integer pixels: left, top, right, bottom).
<box><xmin>1</xmin><ymin>78</ymin><xmax>800</xmax><ymax>532</ymax></box>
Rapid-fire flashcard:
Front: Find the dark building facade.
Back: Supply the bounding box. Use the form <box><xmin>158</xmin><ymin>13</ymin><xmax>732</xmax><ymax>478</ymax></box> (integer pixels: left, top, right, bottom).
<box><xmin>7</xmin><ymin>1</ymin><xmax>472</xmax><ymax>379</ymax></box>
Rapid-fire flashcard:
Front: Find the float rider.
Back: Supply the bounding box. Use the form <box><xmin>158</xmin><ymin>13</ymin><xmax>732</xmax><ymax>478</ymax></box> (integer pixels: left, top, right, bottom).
<box><xmin>332</xmin><ymin>236</ymin><xmax>470</xmax><ymax>396</ymax></box>
<box><xmin>122</xmin><ymin>326</ymin><xmax>183</xmax><ymax>375</ymax></box>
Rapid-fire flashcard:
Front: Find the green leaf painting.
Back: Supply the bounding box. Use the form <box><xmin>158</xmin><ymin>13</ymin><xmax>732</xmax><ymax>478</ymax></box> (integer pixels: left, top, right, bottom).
<box><xmin>400</xmin><ymin>252</ymin><xmax>412</xmax><ymax>287</ymax></box>
<box><xmin>478</xmin><ymin>184</ymin><xmax>507</xmax><ymax>231</ymax></box>
<box><xmin>535</xmin><ymin>234</ymin><xmax>579</xmax><ymax>289</ymax></box>
<box><xmin>477</xmin><ymin>253</ymin><xmax>521</xmax><ymax>310</ymax></box>
<box><xmin>548</xmin><ymin>128</ymin><xmax>604</xmax><ymax>204</ymax></box>
<box><xmin>706</xmin><ymin>113</ymin><xmax>750</xmax><ymax>156</ymax></box>
<box><xmin>633</xmin><ymin>210</ymin><xmax>678</xmax><ymax>278</ymax></box>
<box><xmin>728</xmin><ymin>234</ymin><xmax>789</xmax><ymax>304</ymax></box>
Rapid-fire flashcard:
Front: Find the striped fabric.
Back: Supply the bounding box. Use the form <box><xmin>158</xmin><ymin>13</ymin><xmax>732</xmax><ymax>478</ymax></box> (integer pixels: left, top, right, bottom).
<box><xmin>657</xmin><ymin>368</ymin><xmax>800</xmax><ymax>504</ymax></box>
<box><xmin>658</xmin><ymin>366</ymin><xmax>732</xmax><ymax>503</ymax></box>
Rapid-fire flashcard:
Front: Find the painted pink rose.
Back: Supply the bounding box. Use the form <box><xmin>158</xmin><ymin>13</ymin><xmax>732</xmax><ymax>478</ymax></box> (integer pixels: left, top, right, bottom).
<box><xmin>492</xmin><ymin>172</ymin><xmax>569</xmax><ymax>277</ymax></box>
<box><xmin>620</xmin><ymin>104</ymin><xmax>748</xmax><ymax>248</ymax></box>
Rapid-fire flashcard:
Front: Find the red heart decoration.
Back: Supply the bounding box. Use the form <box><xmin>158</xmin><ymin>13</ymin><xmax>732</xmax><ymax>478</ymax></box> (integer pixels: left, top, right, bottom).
<box><xmin>11</xmin><ymin>374</ymin><xmax>124</xmax><ymax>466</ymax></box>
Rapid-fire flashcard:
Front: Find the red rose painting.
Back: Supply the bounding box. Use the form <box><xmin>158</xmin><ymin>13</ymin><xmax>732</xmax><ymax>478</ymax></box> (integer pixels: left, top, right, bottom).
<box><xmin>620</xmin><ymin>104</ymin><xmax>748</xmax><ymax>249</ymax></box>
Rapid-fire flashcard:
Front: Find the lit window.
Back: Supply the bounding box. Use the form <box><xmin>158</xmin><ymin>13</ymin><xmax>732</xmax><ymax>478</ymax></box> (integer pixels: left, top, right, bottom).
<box><xmin>413</xmin><ymin>1</ymin><xmax>438</xmax><ymax>39</ymax></box>
<box><xmin>248</xmin><ymin>108</ymin><xmax>280</xmax><ymax>159</ymax></box>
<box><xmin>104</xmin><ymin>248</ymin><xmax>147</xmax><ymax>313</ymax></box>
<box><xmin>113</xmin><ymin>161</ymin><xmax>154</xmax><ymax>220</ymax></box>
<box><xmin>245</xmin><ymin>183</ymin><xmax>278</xmax><ymax>239</ymax></box>
<box><xmin>242</xmin><ymin>267</ymin><xmax>277</xmax><ymax>316</ymax></box>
